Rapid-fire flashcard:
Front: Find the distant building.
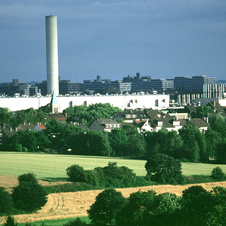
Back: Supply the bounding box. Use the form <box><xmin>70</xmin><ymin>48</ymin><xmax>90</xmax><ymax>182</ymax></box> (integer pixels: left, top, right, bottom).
<box><xmin>174</xmin><ymin>75</ymin><xmax>215</xmax><ymax>92</ymax></box>
<box><xmin>0</xmin><ymin>79</ymin><xmax>38</xmax><ymax>97</ymax></box>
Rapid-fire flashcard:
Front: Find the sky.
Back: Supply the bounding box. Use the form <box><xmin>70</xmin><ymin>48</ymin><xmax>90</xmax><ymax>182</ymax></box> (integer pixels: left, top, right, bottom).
<box><xmin>0</xmin><ymin>0</ymin><xmax>225</xmax><ymax>84</ymax></box>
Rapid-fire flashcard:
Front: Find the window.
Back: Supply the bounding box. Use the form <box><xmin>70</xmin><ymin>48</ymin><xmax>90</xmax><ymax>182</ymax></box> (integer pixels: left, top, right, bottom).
<box><xmin>155</xmin><ymin>99</ymin><xmax>159</xmax><ymax>107</ymax></box>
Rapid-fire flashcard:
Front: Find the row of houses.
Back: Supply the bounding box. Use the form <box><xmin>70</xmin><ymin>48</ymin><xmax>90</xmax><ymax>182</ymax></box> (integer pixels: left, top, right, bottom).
<box><xmin>89</xmin><ymin>109</ymin><xmax>210</xmax><ymax>133</ymax></box>
<box><xmin>2</xmin><ymin>101</ymin><xmax>224</xmax><ymax>142</ymax></box>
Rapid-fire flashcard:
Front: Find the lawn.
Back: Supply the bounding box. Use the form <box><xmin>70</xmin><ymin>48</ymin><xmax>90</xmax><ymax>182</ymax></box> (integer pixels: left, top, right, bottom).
<box><xmin>1</xmin><ymin>152</ymin><xmax>226</xmax><ymax>180</ymax></box>
<box><xmin>17</xmin><ymin>216</ymin><xmax>91</xmax><ymax>226</ymax></box>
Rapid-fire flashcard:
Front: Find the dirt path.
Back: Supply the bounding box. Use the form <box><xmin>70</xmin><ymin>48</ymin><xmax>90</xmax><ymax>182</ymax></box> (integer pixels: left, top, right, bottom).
<box><xmin>1</xmin><ymin>175</ymin><xmax>226</xmax><ymax>224</ymax></box>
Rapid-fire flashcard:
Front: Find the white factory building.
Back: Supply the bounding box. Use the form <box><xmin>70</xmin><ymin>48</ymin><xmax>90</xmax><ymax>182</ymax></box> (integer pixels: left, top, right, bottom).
<box><xmin>0</xmin><ymin>93</ymin><xmax>170</xmax><ymax>112</ymax></box>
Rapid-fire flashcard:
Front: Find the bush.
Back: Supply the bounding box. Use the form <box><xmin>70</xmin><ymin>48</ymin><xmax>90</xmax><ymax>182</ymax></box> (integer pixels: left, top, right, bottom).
<box><xmin>84</xmin><ymin>170</ymin><xmax>99</xmax><ymax>186</ymax></box>
<box><xmin>63</xmin><ymin>218</ymin><xmax>89</xmax><ymax>226</ymax></box>
<box><xmin>211</xmin><ymin>167</ymin><xmax>225</xmax><ymax>180</ymax></box>
<box><xmin>18</xmin><ymin>173</ymin><xmax>38</xmax><ymax>184</ymax></box>
<box><xmin>3</xmin><ymin>216</ymin><xmax>18</xmax><ymax>226</ymax></box>
<box><xmin>12</xmin><ymin>182</ymin><xmax>47</xmax><ymax>212</ymax></box>
<box><xmin>67</xmin><ymin>165</ymin><xmax>86</xmax><ymax>182</ymax></box>
<box><xmin>44</xmin><ymin>182</ymin><xmax>95</xmax><ymax>194</ymax></box>
<box><xmin>0</xmin><ymin>190</ymin><xmax>14</xmax><ymax>214</ymax></box>
<box><xmin>103</xmin><ymin>162</ymin><xmax>137</xmax><ymax>187</ymax></box>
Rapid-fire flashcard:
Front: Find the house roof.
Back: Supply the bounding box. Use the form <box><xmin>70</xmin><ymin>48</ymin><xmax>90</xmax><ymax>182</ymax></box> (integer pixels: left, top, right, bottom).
<box><xmin>113</xmin><ymin>110</ymin><xmax>149</xmax><ymax>120</ymax></box>
<box><xmin>96</xmin><ymin>118</ymin><xmax>121</xmax><ymax>125</ymax></box>
<box><xmin>179</xmin><ymin>118</ymin><xmax>209</xmax><ymax>128</ymax></box>
<box><xmin>207</xmin><ymin>101</ymin><xmax>226</xmax><ymax>114</ymax></box>
<box><xmin>145</xmin><ymin>109</ymin><xmax>164</xmax><ymax>119</ymax></box>
<box><xmin>48</xmin><ymin>113</ymin><xmax>68</xmax><ymax>121</ymax></box>
<box><xmin>36</xmin><ymin>124</ymin><xmax>46</xmax><ymax>130</ymax></box>
<box><xmin>2</xmin><ymin>129</ymin><xmax>17</xmax><ymax>138</ymax></box>
<box><xmin>18</xmin><ymin>123</ymin><xmax>35</xmax><ymax>131</ymax></box>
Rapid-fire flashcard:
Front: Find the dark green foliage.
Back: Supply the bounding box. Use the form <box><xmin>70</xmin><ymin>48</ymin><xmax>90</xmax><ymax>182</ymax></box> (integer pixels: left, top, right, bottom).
<box><xmin>84</xmin><ymin>170</ymin><xmax>99</xmax><ymax>186</ymax></box>
<box><xmin>155</xmin><ymin>193</ymin><xmax>181</xmax><ymax>215</ymax></box>
<box><xmin>179</xmin><ymin>121</ymin><xmax>202</xmax><ymax>162</ymax></box>
<box><xmin>180</xmin><ymin>186</ymin><xmax>213</xmax><ymax>226</ymax></box>
<box><xmin>64</xmin><ymin>103</ymin><xmax>122</xmax><ymax>126</ymax></box>
<box><xmin>215</xmin><ymin>141</ymin><xmax>226</xmax><ymax>163</ymax></box>
<box><xmin>12</xmin><ymin>174</ymin><xmax>47</xmax><ymax>212</ymax></box>
<box><xmin>3</xmin><ymin>216</ymin><xmax>18</xmax><ymax>226</ymax></box>
<box><xmin>87</xmin><ymin>189</ymin><xmax>126</xmax><ymax>226</ymax></box>
<box><xmin>108</xmin><ymin>128</ymin><xmax>128</xmax><ymax>156</ymax></box>
<box><xmin>63</xmin><ymin>218</ymin><xmax>89</xmax><ymax>226</ymax></box>
<box><xmin>195</xmin><ymin>105</ymin><xmax>213</xmax><ymax>118</ymax></box>
<box><xmin>122</xmin><ymin>124</ymin><xmax>146</xmax><ymax>157</ymax></box>
<box><xmin>18</xmin><ymin>173</ymin><xmax>38</xmax><ymax>184</ymax></box>
<box><xmin>0</xmin><ymin>190</ymin><xmax>14</xmax><ymax>214</ymax></box>
<box><xmin>44</xmin><ymin>182</ymin><xmax>95</xmax><ymax>194</ymax></box>
<box><xmin>145</xmin><ymin>154</ymin><xmax>184</xmax><ymax>184</ymax></box>
<box><xmin>66</xmin><ymin>165</ymin><xmax>86</xmax><ymax>182</ymax></box>
<box><xmin>116</xmin><ymin>190</ymin><xmax>156</xmax><ymax>226</ymax></box>
<box><xmin>71</xmin><ymin>130</ymin><xmax>112</xmax><ymax>156</ymax></box>
<box><xmin>209</xmin><ymin>113</ymin><xmax>226</xmax><ymax>138</ymax></box>
<box><xmin>66</xmin><ymin>162</ymin><xmax>139</xmax><ymax>188</ymax></box>
<box><xmin>44</xmin><ymin>117</ymin><xmax>65</xmax><ymax>150</ymax></box>
<box><xmin>102</xmin><ymin>162</ymin><xmax>137</xmax><ymax>188</ymax></box>
<box><xmin>185</xmin><ymin>175</ymin><xmax>215</xmax><ymax>184</ymax></box>
<box><xmin>211</xmin><ymin>167</ymin><xmax>225</xmax><ymax>180</ymax></box>
<box><xmin>144</xmin><ymin>129</ymin><xmax>182</xmax><ymax>159</ymax></box>
<box><xmin>205</xmin><ymin>127</ymin><xmax>222</xmax><ymax>159</ymax></box>
<box><xmin>14</xmin><ymin>143</ymin><xmax>23</xmax><ymax>152</ymax></box>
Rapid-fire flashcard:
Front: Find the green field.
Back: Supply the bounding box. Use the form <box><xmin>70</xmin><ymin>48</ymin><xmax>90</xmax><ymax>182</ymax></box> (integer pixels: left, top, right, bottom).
<box><xmin>1</xmin><ymin>152</ymin><xmax>226</xmax><ymax>180</ymax></box>
<box><xmin>17</xmin><ymin>216</ymin><xmax>91</xmax><ymax>226</ymax></box>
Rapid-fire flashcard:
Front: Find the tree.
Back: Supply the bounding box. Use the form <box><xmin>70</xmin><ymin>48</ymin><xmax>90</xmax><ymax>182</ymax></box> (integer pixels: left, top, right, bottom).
<box><xmin>108</xmin><ymin>128</ymin><xmax>128</xmax><ymax>156</ymax></box>
<box><xmin>64</xmin><ymin>103</ymin><xmax>122</xmax><ymax>126</ymax></box>
<box><xmin>0</xmin><ymin>107</ymin><xmax>13</xmax><ymax>127</ymax></box>
<box><xmin>44</xmin><ymin>118</ymin><xmax>65</xmax><ymax>150</ymax></box>
<box><xmin>215</xmin><ymin>141</ymin><xmax>226</xmax><ymax>163</ymax></box>
<box><xmin>180</xmin><ymin>186</ymin><xmax>213</xmax><ymax>226</ymax></box>
<box><xmin>145</xmin><ymin>154</ymin><xmax>184</xmax><ymax>184</ymax></box>
<box><xmin>209</xmin><ymin>113</ymin><xmax>226</xmax><ymax>138</ymax></box>
<box><xmin>205</xmin><ymin>127</ymin><xmax>222</xmax><ymax>159</ymax></box>
<box><xmin>195</xmin><ymin>105</ymin><xmax>213</xmax><ymax>118</ymax></box>
<box><xmin>116</xmin><ymin>190</ymin><xmax>156</xmax><ymax>226</ymax></box>
<box><xmin>71</xmin><ymin>130</ymin><xmax>112</xmax><ymax>156</ymax></box>
<box><xmin>155</xmin><ymin>193</ymin><xmax>181</xmax><ymax>215</ymax></box>
<box><xmin>179</xmin><ymin>121</ymin><xmax>201</xmax><ymax>162</ymax></box>
<box><xmin>0</xmin><ymin>190</ymin><xmax>14</xmax><ymax>214</ymax></box>
<box><xmin>87</xmin><ymin>189</ymin><xmax>126</xmax><ymax>226</ymax></box>
<box><xmin>12</xmin><ymin>174</ymin><xmax>47</xmax><ymax>212</ymax></box>
<box><xmin>123</xmin><ymin>124</ymin><xmax>146</xmax><ymax>157</ymax></box>
<box><xmin>144</xmin><ymin>130</ymin><xmax>182</xmax><ymax>159</ymax></box>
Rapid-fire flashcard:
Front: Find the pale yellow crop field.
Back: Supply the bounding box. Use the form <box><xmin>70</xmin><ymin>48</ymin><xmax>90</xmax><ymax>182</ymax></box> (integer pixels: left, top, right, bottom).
<box><xmin>1</xmin><ymin>152</ymin><xmax>226</xmax><ymax>180</ymax></box>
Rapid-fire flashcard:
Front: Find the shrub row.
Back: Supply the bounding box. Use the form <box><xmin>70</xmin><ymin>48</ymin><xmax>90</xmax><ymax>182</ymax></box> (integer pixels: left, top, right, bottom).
<box><xmin>66</xmin><ymin>162</ymin><xmax>155</xmax><ymax>189</ymax></box>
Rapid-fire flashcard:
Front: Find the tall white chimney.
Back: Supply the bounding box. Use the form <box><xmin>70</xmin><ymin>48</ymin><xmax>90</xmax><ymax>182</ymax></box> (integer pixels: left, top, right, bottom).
<box><xmin>45</xmin><ymin>15</ymin><xmax>59</xmax><ymax>96</ymax></box>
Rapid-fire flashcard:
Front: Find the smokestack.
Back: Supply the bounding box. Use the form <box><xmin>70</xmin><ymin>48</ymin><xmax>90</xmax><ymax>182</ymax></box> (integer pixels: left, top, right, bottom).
<box><xmin>45</xmin><ymin>15</ymin><xmax>59</xmax><ymax>96</ymax></box>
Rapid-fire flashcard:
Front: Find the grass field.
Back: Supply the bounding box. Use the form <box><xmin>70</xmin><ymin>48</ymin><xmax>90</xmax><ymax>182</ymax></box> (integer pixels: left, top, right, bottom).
<box><xmin>17</xmin><ymin>216</ymin><xmax>91</xmax><ymax>226</ymax></box>
<box><xmin>1</xmin><ymin>152</ymin><xmax>226</xmax><ymax>180</ymax></box>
